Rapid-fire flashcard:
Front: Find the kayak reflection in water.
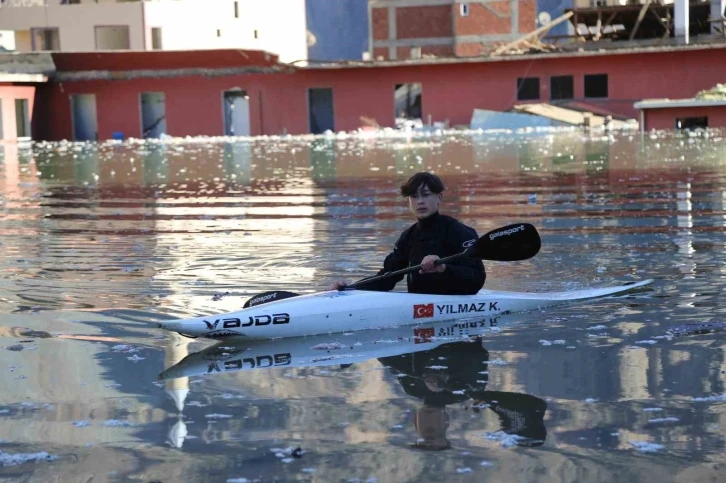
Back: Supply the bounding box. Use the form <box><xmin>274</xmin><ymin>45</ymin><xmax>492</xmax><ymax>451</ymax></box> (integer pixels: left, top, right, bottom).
<box><xmin>378</xmin><ymin>336</ymin><xmax>547</xmax><ymax>451</ymax></box>
<box><xmin>328</xmin><ymin>172</ymin><xmax>486</xmax><ymax>295</ymax></box>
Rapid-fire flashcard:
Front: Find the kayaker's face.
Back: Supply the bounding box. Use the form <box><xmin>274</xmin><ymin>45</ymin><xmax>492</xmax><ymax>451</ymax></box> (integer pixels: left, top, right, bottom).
<box><xmin>408</xmin><ymin>184</ymin><xmax>441</xmax><ymax>219</ymax></box>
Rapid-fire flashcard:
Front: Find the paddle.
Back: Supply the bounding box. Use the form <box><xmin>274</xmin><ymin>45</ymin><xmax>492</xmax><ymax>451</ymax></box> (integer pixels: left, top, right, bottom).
<box><xmin>242</xmin><ymin>290</ymin><xmax>300</xmax><ymax>308</ymax></box>
<box><xmin>341</xmin><ymin>223</ymin><xmax>540</xmax><ymax>291</ymax></box>
<box><xmin>243</xmin><ymin>222</ymin><xmax>540</xmax><ymax>305</ymax></box>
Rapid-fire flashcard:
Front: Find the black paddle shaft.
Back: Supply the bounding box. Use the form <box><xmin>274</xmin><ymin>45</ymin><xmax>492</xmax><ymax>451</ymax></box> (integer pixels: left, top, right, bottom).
<box><xmin>342</xmin><ymin>223</ymin><xmax>540</xmax><ymax>291</ymax></box>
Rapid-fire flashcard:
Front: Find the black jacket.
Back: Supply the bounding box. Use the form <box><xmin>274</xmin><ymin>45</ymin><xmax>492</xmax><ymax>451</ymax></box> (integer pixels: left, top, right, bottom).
<box><xmin>360</xmin><ymin>212</ymin><xmax>485</xmax><ymax>295</ymax></box>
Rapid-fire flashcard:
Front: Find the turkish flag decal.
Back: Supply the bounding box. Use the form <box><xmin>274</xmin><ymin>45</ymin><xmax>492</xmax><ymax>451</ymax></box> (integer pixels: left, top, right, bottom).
<box><xmin>413</xmin><ymin>303</ymin><xmax>434</xmax><ymax>319</ymax></box>
<box><xmin>414</xmin><ymin>327</ymin><xmax>434</xmax><ymax>343</ymax></box>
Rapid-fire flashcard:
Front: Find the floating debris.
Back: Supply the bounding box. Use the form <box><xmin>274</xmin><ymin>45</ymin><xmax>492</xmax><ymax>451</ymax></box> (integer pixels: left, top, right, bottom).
<box><xmin>648</xmin><ymin>417</ymin><xmax>679</xmax><ymax>423</ymax></box>
<box><xmin>630</xmin><ymin>441</ymin><xmax>665</xmax><ymax>453</ymax></box>
<box><xmin>102</xmin><ymin>420</ymin><xmax>135</xmax><ymax>427</ymax></box>
<box><xmin>311</xmin><ymin>343</ymin><xmax>346</xmax><ymax>350</ymax></box>
<box><xmin>0</xmin><ymin>450</ymin><xmax>57</xmax><ymax>466</ymax></box>
<box><xmin>484</xmin><ymin>431</ymin><xmax>526</xmax><ymax>448</ymax></box>
<box><xmin>691</xmin><ymin>394</ymin><xmax>726</xmax><ymax>402</ymax></box>
<box><xmin>666</xmin><ymin>322</ymin><xmax>726</xmax><ymax>338</ymax></box>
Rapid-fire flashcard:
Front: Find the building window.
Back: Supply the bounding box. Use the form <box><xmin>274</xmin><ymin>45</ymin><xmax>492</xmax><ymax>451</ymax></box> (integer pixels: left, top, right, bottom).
<box><xmin>15</xmin><ymin>99</ymin><xmax>30</xmax><ymax>139</ymax></box>
<box><xmin>460</xmin><ymin>3</ymin><xmax>470</xmax><ymax>16</ymax></box>
<box><xmin>234</xmin><ymin>1</ymin><xmax>239</xmax><ymax>18</ymax></box>
<box><xmin>151</xmin><ymin>27</ymin><xmax>162</xmax><ymax>50</ymax></box>
<box><xmin>217</xmin><ymin>29</ymin><xmax>222</xmax><ymax>37</ymax></box>
<box><xmin>395</xmin><ymin>83</ymin><xmax>422</xmax><ymax>120</ymax></box>
<box><xmin>31</xmin><ymin>28</ymin><xmax>60</xmax><ymax>51</ymax></box>
<box><xmin>676</xmin><ymin>116</ymin><xmax>708</xmax><ymax>130</ymax></box>
<box><xmin>517</xmin><ymin>77</ymin><xmax>540</xmax><ymax>101</ymax></box>
<box><xmin>584</xmin><ymin>74</ymin><xmax>608</xmax><ymax>98</ymax></box>
<box><xmin>95</xmin><ymin>26</ymin><xmax>130</xmax><ymax>50</ymax></box>
<box><xmin>550</xmin><ymin>75</ymin><xmax>574</xmax><ymax>100</ymax></box>
<box><xmin>254</xmin><ymin>29</ymin><xmax>259</xmax><ymax>39</ymax></box>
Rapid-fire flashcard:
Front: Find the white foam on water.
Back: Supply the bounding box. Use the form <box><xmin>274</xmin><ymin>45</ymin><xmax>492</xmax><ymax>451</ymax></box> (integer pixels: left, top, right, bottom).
<box><xmin>643</xmin><ymin>407</ymin><xmax>663</xmax><ymax>412</ymax></box>
<box><xmin>72</xmin><ymin>421</ymin><xmax>90</xmax><ymax>427</ymax></box>
<box><xmin>630</xmin><ymin>441</ymin><xmax>665</xmax><ymax>453</ymax></box>
<box><xmin>484</xmin><ymin>431</ymin><xmax>525</xmax><ymax>448</ymax></box>
<box><xmin>102</xmin><ymin>420</ymin><xmax>134</xmax><ymax>427</ymax></box>
<box><xmin>692</xmin><ymin>394</ymin><xmax>726</xmax><ymax>402</ymax></box>
<box><xmin>480</xmin><ymin>461</ymin><xmax>494</xmax><ymax>467</ymax></box>
<box><xmin>204</xmin><ymin>414</ymin><xmax>233</xmax><ymax>419</ymax></box>
<box><xmin>587</xmin><ymin>325</ymin><xmax>607</xmax><ymax>331</ymax></box>
<box><xmin>635</xmin><ymin>340</ymin><xmax>657</xmax><ymax>345</ymax></box>
<box><xmin>0</xmin><ymin>450</ymin><xmax>57</xmax><ymax>466</ymax></box>
<box><xmin>648</xmin><ymin>417</ymin><xmax>679</xmax><ymax>423</ymax></box>
<box><xmin>227</xmin><ymin>479</ymin><xmax>249</xmax><ymax>483</ymax></box>
<box><xmin>456</xmin><ymin>468</ymin><xmax>473</xmax><ymax>474</ymax></box>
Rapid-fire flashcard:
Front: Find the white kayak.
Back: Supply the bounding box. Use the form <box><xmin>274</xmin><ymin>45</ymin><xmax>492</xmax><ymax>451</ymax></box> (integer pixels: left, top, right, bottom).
<box><xmin>157</xmin><ymin>279</ymin><xmax>653</xmax><ymax>340</ymax></box>
<box><xmin>159</xmin><ymin>312</ymin><xmax>511</xmax><ymax>381</ymax></box>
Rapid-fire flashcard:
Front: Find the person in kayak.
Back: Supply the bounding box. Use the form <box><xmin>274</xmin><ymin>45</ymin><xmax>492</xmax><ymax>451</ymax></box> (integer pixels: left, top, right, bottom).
<box><xmin>328</xmin><ymin>172</ymin><xmax>485</xmax><ymax>295</ymax></box>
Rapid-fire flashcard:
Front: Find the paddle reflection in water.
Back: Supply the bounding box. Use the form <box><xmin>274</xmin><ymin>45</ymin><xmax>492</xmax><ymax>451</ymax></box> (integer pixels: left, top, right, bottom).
<box><xmin>159</xmin><ymin>313</ymin><xmax>547</xmax><ymax>450</ymax></box>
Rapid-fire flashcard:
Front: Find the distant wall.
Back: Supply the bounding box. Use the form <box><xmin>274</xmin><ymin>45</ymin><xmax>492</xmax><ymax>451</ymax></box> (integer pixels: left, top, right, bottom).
<box><xmin>642</xmin><ymin>105</ymin><xmax>726</xmax><ymax>130</ymax></box>
<box><xmin>306</xmin><ymin>0</ymin><xmax>369</xmax><ymax>61</ymax></box>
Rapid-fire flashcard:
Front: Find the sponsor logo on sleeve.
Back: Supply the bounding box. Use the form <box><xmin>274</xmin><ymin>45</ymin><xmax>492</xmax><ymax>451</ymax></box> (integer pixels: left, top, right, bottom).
<box><xmin>462</xmin><ymin>239</ymin><xmax>476</xmax><ymax>248</ymax></box>
<box><xmin>413</xmin><ymin>303</ymin><xmax>434</xmax><ymax>319</ymax></box>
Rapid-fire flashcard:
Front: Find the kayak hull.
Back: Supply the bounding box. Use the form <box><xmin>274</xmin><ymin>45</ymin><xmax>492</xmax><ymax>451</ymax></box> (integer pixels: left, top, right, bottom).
<box><xmin>157</xmin><ymin>279</ymin><xmax>653</xmax><ymax>340</ymax></box>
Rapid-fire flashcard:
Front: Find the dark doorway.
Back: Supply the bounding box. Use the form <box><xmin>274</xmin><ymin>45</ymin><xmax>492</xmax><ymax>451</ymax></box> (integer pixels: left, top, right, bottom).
<box><xmin>308</xmin><ymin>88</ymin><xmax>334</xmax><ymax>134</ymax></box>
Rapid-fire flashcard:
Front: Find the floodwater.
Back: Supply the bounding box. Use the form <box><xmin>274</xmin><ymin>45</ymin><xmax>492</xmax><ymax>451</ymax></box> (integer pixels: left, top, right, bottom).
<box><xmin>0</xmin><ymin>129</ymin><xmax>725</xmax><ymax>482</ymax></box>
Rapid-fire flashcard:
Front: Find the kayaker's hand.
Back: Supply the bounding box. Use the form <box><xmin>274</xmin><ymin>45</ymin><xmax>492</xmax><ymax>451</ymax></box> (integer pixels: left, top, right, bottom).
<box><xmin>328</xmin><ymin>280</ymin><xmax>349</xmax><ymax>291</ymax></box>
<box><xmin>420</xmin><ymin>255</ymin><xmax>445</xmax><ymax>274</ymax></box>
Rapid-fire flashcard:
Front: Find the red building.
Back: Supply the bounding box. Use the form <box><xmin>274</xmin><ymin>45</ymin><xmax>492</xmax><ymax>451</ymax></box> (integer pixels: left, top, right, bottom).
<box><xmin>634</xmin><ymin>96</ymin><xmax>726</xmax><ymax>131</ymax></box>
<box><xmin>369</xmin><ymin>0</ymin><xmax>536</xmax><ymax>60</ymax></box>
<box><xmin>2</xmin><ymin>42</ymin><xmax>726</xmax><ymax>142</ymax></box>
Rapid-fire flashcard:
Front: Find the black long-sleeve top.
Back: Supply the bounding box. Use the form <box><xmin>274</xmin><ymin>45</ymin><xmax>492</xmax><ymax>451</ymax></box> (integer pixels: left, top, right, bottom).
<box><xmin>359</xmin><ymin>212</ymin><xmax>486</xmax><ymax>295</ymax></box>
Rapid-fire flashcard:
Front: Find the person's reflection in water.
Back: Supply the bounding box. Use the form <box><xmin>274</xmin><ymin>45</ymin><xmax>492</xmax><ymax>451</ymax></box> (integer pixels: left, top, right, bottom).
<box><xmin>378</xmin><ymin>336</ymin><xmax>547</xmax><ymax>451</ymax></box>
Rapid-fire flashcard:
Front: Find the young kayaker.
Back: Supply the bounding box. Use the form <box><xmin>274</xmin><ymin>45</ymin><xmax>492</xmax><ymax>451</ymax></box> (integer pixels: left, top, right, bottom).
<box><xmin>328</xmin><ymin>172</ymin><xmax>485</xmax><ymax>295</ymax></box>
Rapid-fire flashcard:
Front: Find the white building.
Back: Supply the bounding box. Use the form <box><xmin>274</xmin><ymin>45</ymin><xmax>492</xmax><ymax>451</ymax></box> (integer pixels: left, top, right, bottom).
<box><xmin>0</xmin><ymin>0</ymin><xmax>308</xmax><ymax>64</ymax></box>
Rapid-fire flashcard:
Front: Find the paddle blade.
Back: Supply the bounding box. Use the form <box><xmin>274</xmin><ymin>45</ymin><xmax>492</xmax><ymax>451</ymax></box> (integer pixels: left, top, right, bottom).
<box><xmin>243</xmin><ymin>290</ymin><xmax>299</xmax><ymax>308</ymax></box>
<box><xmin>469</xmin><ymin>223</ymin><xmax>541</xmax><ymax>261</ymax></box>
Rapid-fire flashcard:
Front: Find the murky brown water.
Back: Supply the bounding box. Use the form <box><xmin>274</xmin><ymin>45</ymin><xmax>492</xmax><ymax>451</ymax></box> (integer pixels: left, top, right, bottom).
<box><xmin>1</xmin><ymin>130</ymin><xmax>726</xmax><ymax>482</ymax></box>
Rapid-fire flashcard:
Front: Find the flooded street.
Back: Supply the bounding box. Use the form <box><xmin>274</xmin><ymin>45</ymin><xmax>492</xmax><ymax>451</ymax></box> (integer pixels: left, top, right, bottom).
<box><xmin>1</xmin><ymin>129</ymin><xmax>725</xmax><ymax>482</ymax></box>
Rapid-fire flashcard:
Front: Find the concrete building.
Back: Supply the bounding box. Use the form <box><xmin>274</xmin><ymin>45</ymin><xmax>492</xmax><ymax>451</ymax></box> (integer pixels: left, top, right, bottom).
<box><xmin>369</xmin><ymin>0</ymin><xmax>537</xmax><ymax>60</ymax></box>
<box><xmin>306</xmin><ymin>0</ymin><xmax>370</xmax><ymax>61</ymax></box>
<box><xmin>0</xmin><ymin>0</ymin><xmax>308</xmax><ymax>63</ymax></box>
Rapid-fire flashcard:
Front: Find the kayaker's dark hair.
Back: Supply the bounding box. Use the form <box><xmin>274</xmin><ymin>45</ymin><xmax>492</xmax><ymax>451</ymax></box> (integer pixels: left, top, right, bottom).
<box><xmin>400</xmin><ymin>172</ymin><xmax>445</xmax><ymax>197</ymax></box>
